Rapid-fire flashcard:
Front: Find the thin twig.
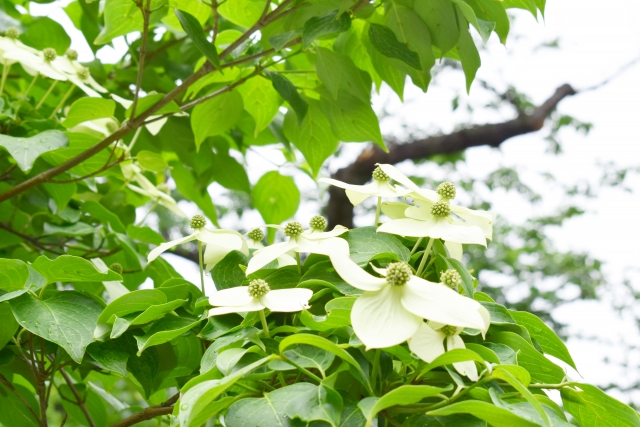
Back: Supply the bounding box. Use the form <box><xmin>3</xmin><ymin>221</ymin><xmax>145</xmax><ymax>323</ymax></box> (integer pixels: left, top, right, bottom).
<box><xmin>109</xmin><ymin>393</ymin><xmax>179</xmax><ymax>427</ymax></box>
<box><xmin>130</xmin><ymin>0</ymin><xmax>152</xmax><ymax>120</ymax></box>
<box><xmin>211</xmin><ymin>0</ymin><xmax>219</xmax><ymax>43</ymax></box>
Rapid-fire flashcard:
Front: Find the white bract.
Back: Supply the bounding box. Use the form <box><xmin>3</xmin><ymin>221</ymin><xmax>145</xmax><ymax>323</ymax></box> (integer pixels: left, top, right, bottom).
<box><xmin>53</xmin><ymin>52</ymin><xmax>107</xmax><ymax>97</ymax></box>
<box><xmin>246</xmin><ymin>227</ymin><xmax>296</xmax><ymax>268</ymax></box>
<box><xmin>208</xmin><ymin>279</ymin><xmax>312</xmax><ymax>316</ymax></box>
<box><xmin>409</xmin><ymin>322</ymin><xmax>479</xmax><ymax>381</ymax></box>
<box><xmin>318</xmin><ymin>239</ymin><xmax>490</xmax><ymax>349</ymax></box>
<box><xmin>121</xmin><ymin>162</ymin><xmax>187</xmax><ymax>218</ymax></box>
<box><xmin>245</xmin><ymin>219</ymin><xmax>348</xmax><ymax>275</ymax></box>
<box><xmin>319</xmin><ymin>166</ymin><xmax>410</xmax><ymax>206</ymax></box>
<box><xmin>2</xmin><ymin>45</ymin><xmax>68</xmax><ymax>81</ymax></box>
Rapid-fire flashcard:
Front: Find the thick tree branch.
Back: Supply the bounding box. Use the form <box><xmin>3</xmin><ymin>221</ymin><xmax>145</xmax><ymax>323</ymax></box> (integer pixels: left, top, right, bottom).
<box><xmin>326</xmin><ymin>84</ymin><xmax>577</xmax><ymax>228</ymax></box>
<box><xmin>109</xmin><ymin>393</ymin><xmax>179</xmax><ymax>427</ymax></box>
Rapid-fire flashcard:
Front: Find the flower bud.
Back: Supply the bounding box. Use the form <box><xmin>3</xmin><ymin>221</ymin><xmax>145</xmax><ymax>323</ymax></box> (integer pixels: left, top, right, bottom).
<box><xmin>109</xmin><ymin>263</ymin><xmax>123</xmax><ymax>275</ymax></box>
<box><xmin>436</xmin><ymin>182</ymin><xmax>456</xmax><ymax>200</ymax></box>
<box><xmin>440</xmin><ymin>325</ymin><xmax>458</xmax><ymax>336</ymax></box>
<box><xmin>66</xmin><ymin>49</ymin><xmax>78</xmax><ymax>61</ymax></box>
<box><xmin>156</xmin><ymin>183</ymin><xmax>170</xmax><ymax>194</ymax></box>
<box><xmin>190</xmin><ymin>214</ymin><xmax>206</xmax><ymax>229</ymax></box>
<box><xmin>284</xmin><ymin>221</ymin><xmax>303</xmax><ymax>237</ymax></box>
<box><xmin>385</xmin><ymin>262</ymin><xmax>412</xmax><ymax>286</ymax></box>
<box><xmin>372</xmin><ymin>166</ymin><xmax>390</xmax><ymax>182</ymax></box>
<box><xmin>43</xmin><ymin>48</ymin><xmax>57</xmax><ymax>62</ymax></box>
<box><xmin>440</xmin><ymin>269</ymin><xmax>461</xmax><ymax>289</ymax></box>
<box><xmin>5</xmin><ymin>27</ymin><xmax>19</xmax><ymax>39</ymax></box>
<box><xmin>248</xmin><ymin>279</ymin><xmax>270</xmax><ymax>298</ymax></box>
<box><xmin>430</xmin><ymin>201</ymin><xmax>451</xmax><ymax>217</ymax></box>
<box><xmin>247</xmin><ymin>228</ymin><xmax>264</xmax><ymax>242</ymax></box>
<box><xmin>309</xmin><ymin>215</ymin><xmax>327</xmax><ymax>231</ymax></box>
<box><xmin>76</xmin><ymin>67</ymin><xmax>90</xmax><ymax>81</ymax></box>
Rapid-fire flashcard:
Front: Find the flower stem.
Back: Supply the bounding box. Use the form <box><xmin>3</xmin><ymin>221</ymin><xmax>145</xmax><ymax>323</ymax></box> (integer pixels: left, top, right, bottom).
<box><xmin>410</xmin><ymin>237</ymin><xmax>423</xmax><ymax>255</ymax></box>
<box><xmin>371</xmin><ymin>349</ymin><xmax>381</xmax><ymax>394</ymax></box>
<box><xmin>416</xmin><ymin>238</ymin><xmax>434</xmax><ymax>276</ymax></box>
<box><xmin>136</xmin><ymin>198</ymin><xmax>159</xmax><ymax>226</ymax></box>
<box><xmin>48</xmin><ymin>84</ymin><xmax>74</xmax><ymax>119</ymax></box>
<box><xmin>197</xmin><ymin>240</ymin><xmax>205</xmax><ymax>294</ymax></box>
<box><xmin>374</xmin><ymin>196</ymin><xmax>382</xmax><ymax>226</ymax></box>
<box><xmin>36</xmin><ymin>80</ymin><xmax>57</xmax><ymax>109</ymax></box>
<box><xmin>259</xmin><ymin>309</ymin><xmax>270</xmax><ymax>338</ymax></box>
<box><xmin>280</xmin><ymin>354</ymin><xmax>321</xmax><ymax>383</ymax></box>
<box><xmin>24</xmin><ymin>73</ymin><xmax>38</xmax><ymax>98</ymax></box>
<box><xmin>125</xmin><ymin>127</ymin><xmax>143</xmax><ymax>154</ymax></box>
<box><xmin>295</xmin><ymin>252</ymin><xmax>302</xmax><ymax>274</ymax></box>
<box><xmin>0</xmin><ymin>63</ymin><xmax>10</xmax><ymax>95</ymax></box>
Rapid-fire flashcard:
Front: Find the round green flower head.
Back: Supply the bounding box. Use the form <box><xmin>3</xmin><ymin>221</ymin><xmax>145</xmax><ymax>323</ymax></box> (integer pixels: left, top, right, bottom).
<box><xmin>385</xmin><ymin>262</ymin><xmax>412</xmax><ymax>286</ymax></box>
<box><xmin>284</xmin><ymin>221</ymin><xmax>303</xmax><ymax>237</ymax></box>
<box><xmin>440</xmin><ymin>325</ymin><xmax>458</xmax><ymax>336</ymax></box>
<box><xmin>43</xmin><ymin>48</ymin><xmax>57</xmax><ymax>62</ymax></box>
<box><xmin>66</xmin><ymin>49</ymin><xmax>78</xmax><ymax>60</ymax></box>
<box><xmin>156</xmin><ymin>183</ymin><xmax>170</xmax><ymax>194</ymax></box>
<box><xmin>248</xmin><ymin>279</ymin><xmax>270</xmax><ymax>298</ymax></box>
<box><xmin>77</xmin><ymin>67</ymin><xmax>90</xmax><ymax>81</ymax></box>
<box><xmin>309</xmin><ymin>215</ymin><xmax>327</xmax><ymax>231</ymax></box>
<box><xmin>109</xmin><ymin>263</ymin><xmax>123</xmax><ymax>275</ymax></box>
<box><xmin>436</xmin><ymin>182</ymin><xmax>456</xmax><ymax>200</ymax></box>
<box><xmin>430</xmin><ymin>201</ymin><xmax>451</xmax><ymax>218</ymax></box>
<box><xmin>247</xmin><ymin>228</ymin><xmax>264</xmax><ymax>242</ymax></box>
<box><xmin>372</xmin><ymin>166</ymin><xmax>390</xmax><ymax>182</ymax></box>
<box><xmin>5</xmin><ymin>27</ymin><xmax>19</xmax><ymax>39</ymax></box>
<box><xmin>190</xmin><ymin>214</ymin><xmax>206</xmax><ymax>229</ymax></box>
<box><xmin>440</xmin><ymin>269</ymin><xmax>461</xmax><ymax>289</ymax></box>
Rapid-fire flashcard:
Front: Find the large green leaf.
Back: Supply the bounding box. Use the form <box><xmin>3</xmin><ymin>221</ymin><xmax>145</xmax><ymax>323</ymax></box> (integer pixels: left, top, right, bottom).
<box><xmin>175</xmin><ymin>9</ymin><xmax>221</xmax><ymax>70</ymax></box>
<box><xmin>43</xmin><ymin>182</ymin><xmax>76</xmax><ymax>212</ymax></box>
<box><xmin>492</xmin><ymin>367</ymin><xmax>550</xmax><ymax>427</ymax></box>
<box><xmin>315</xmin><ymin>47</ymin><xmax>371</xmax><ymax>102</ymax></box>
<box><xmin>269</xmin><ymin>343</ymin><xmax>336</xmax><ymax>375</ymax></box>
<box><xmin>368</xmin><ymin>23</ymin><xmax>421</xmax><ymax>70</ymax></box>
<box><xmin>359</xmin><ymin>385</ymin><xmax>450</xmax><ymax>424</ymax></box>
<box><xmin>237</xmin><ymin>75</ymin><xmax>280</xmax><ymax>136</ymax></box>
<box><xmin>21</xmin><ymin>17</ymin><xmax>71</xmax><ymax>54</ymax></box>
<box><xmin>252</xmin><ymin>171</ymin><xmax>300</xmax><ymax>226</ymax></box>
<box><xmin>427</xmin><ymin>400</ymin><xmax>540</xmax><ymax>427</ymax></box>
<box><xmin>0</xmin><ymin>302</ymin><xmax>18</xmax><ymax>350</ymax></box>
<box><xmin>0</xmin><ymin>258</ymin><xmax>29</xmax><ymax>292</ymax></box>
<box><xmin>302</xmin><ymin>9</ymin><xmax>351</xmax><ymax>48</ymax></box>
<box><xmin>0</xmin><ymin>130</ymin><xmax>68</xmax><ymax>173</ymax></box>
<box><xmin>134</xmin><ymin>316</ymin><xmax>200</xmax><ymax>355</ymax></box>
<box><xmin>343</xmin><ymin>226</ymin><xmax>409</xmax><ymax>265</ymax></box>
<box><xmin>10</xmin><ymin>291</ymin><xmax>103</xmax><ymax>363</ymax></box>
<box><xmin>456</xmin><ymin>11</ymin><xmax>481</xmax><ymax>92</ymax></box>
<box><xmin>561</xmin><ymin>383</ymin><xmax>640</xmax><ymax>427</ymax></box>
<box><xmin>218</xmin><ymin>0</ymin><xmax>264</xmax><ymax>28</ymax></box>
<box><xmin>481</xmin><ymin>302</ymin><xmax>516</xmax><ymax>325</ymax></box>
<box><xmin>414</xmin><ymin>0</ymin><xmax>460</xmax><ymax>54</ymax></box>
<box><xmin>109</xmin><ymin>299</ymin><xmax>187</xmax><ymax>339</ymax></box>
<box><xmin>464</xmin><ymin>0</ymin><xmax>510</xmax><ymax>44</ymax></box>
<box><xmin>417</xmin><ymin>349</ymin><xmax>486</xmax><ymax>379</ymax></box>
<box><xmin>62</xmin><ymin>98</ymin><xmax>116</xmax><ymax>128</ymax></box>
<box><xmin>94</xmin><ymin>0</ymin><xmax>143</xmax><ymax>44</ymax></box>
<box><xmin>191</xmin><ymin>90</ymin><xmax>244</xmax><ymax>151</ymax></box>
<box><xmin>32</xmin><ymin>255</ymin><xmax>122</xmax><ymax>284</ymax></box>
<box><xmin>211</xmin><ymin>250</ymin><xmax>249</xmax><ymax>290</ymax></box>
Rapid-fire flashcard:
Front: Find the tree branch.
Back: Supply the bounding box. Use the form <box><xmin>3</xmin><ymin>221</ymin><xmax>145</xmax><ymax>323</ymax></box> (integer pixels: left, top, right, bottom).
<box><xmin>130</xmin><ymin>0</ymin><xmax>152</xmax><ymax>120</ymax></box>
<box><xmin>56</xmin><ymin>364</ymin><xmax>96</xmax><ymax>427</ymax></box>
<box><xmin>109</xmin><ymin>393</ymin><xmax>179</xmax><ymax>427</ymax></box>
<box><xmin>326</xmin><ymin>84</ymin><xmax>577</xmax><ymax>228</ymax></box>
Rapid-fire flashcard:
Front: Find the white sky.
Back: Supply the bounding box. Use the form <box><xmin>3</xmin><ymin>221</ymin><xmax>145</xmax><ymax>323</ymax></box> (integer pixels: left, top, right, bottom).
<box><xmin>32</xmin><ymin>0</ymin><xmax>640</xmax><ymax>402</ymax></box>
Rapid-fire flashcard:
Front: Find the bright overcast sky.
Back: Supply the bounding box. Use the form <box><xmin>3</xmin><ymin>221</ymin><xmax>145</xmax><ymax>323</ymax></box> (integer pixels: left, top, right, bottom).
<box><xmin>33</xmin><ymin>0</ymin><xmax>640</xmax><ymax>403</ymax></box>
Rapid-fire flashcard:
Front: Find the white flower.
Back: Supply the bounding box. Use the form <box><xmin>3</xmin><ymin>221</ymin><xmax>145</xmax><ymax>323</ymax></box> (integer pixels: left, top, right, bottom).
<box><xmin>246</xmin><ymin>227</ymin><xmax>296</xmax><ymax>268</ymax></box>
<box><xmin>245</xmin><ymin>219</ymin><xmax>348</xmax><ymax>275</ymax></box>
<box><xmin>318</xmin><ymin>238</ymin><xmax>489</xmax><ymax>349</ymax></box>
<box><xmin>319</xmin><ymin>166</ymin><xmax>410</xmax><ymax>206</ymax></box>
<box><xmin>208</xmin><ymin>279</ymin><xmax>312</xmax><ymax>316</ymax></box>
<box><xmin>409</xmin><ymin>322</ymin><xmax>479</xmax><ymax>381</ymax></box>
<box><xmin>0</xmin><ymin>32</ymin><xmax>40</xmax><ymax>66</ymax></box>
<box><xmin>2</xmin><ymin>46</ymin><xmax>68</xmax><ymax>81</ymax></box>
<box><xmin>121</xmin><ymin>162</ymin><xmax>187</xmax><ymax>218</ymax></box>
<box><xmin>52</xmin><ymin>53</ymin><xmax>106</xmax><ymax>97</ymax></box>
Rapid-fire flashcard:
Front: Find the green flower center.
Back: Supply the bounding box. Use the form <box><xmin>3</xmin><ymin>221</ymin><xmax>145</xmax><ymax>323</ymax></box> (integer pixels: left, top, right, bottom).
<box><xmin>284</xmin><ymin>221</ymin><xmax>303</xmax><ymax>237</ymax></box>
<box><xmin>77</xmin><ymin>67</ymin><xmax>90</xmax><ymax>80</ymax></box>
<box><xmin>109</xmin><ymin>263</ymin><xmax>123</xmax><ymax>275</ymax></box>
<box><xmin>309</xmin><ymin>215</ymin><xmax>327</xmax><ymax>231</ymax></box>
<box><xmin>156</xmin><ymin>183</ymin><xmax>169</xmax><ymax>194</ymax></box>
<box><xmin>190</xmin><ymin>214</ymin><xmax>206</xmax><ymax>229</ymax></box>
<box><xmin>436</xmin><ymin>182</ymin><xmax>456</xmax><ymax>200</ymax></box>
<box><xmin>43</xmin><ymin>48</ymin><xmax>57</xmax><ymax>62</ymax></box>
<box><xmin>440</xmin><ymin>269</ymin><xmax>461</xmax><ymax>289</ymax></box>
<box><xmin>430</xmin><ymin>201</ymin><xmax>451</xmax><ymax>218</ymax></box>
<box><xmin>385</xmin><ymin>262</ymin><xmax>412</xmax><ymax>286</ymax></box>
<box><xmin>66</xmin><ymin>49</ymin><xmax>78</xmax><ymax>61</ymax></box>
<box><xmin>248</xmin><ymin>228</ymin><xmax>264</xmax><ymax>241</ymax></box>
<box><xmin>372</xmin><ymin>166</ymin><xmax>390</xmax><ymax>182</ymax></box>
<box><xmin>440</xmin><ymin>325</ymin><xmax>458</xmax><ymax>336</ymax></box>
<box><xmin>248</xmin><ymin>279</ymin><xmax>270</xmax><ymax>298</ymax></box>
<box><xmin>5</xmin><ymin>27</ymin><xmax>19</xmax><ymax>39</ymax></box>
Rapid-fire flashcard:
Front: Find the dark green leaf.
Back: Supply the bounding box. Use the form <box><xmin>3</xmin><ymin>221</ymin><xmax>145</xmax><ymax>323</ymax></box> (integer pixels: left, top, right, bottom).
<box><xmin>427</xmin><ymin>400</ymin><xmax>540</xmax><ymax>426</ymax></box>
<box><xmin>343</xmin><ymin>226</ymin><xmax>410</xmax><ymax>266</ymax></box>
<box><xmin>446</xmin><ymin>257</ymin><xmax>475</xmax><ymax>297</ymax></box>
<box><xmin>211</xmin><ymin>250</ymin><xmax>248</xmax><ymax>290</ymax></box>
<box><xmin>32</xmin><ymin>255</ymin><xmax>122</xmax><ymax>284</ymax></box>
<box><xmin>359</xmin><ymin>385</ymin><xmax>451</xmax><ymax>424</ymax></box>
<box><xmin>368</xmin><ymin>23</ymin><xmax>421</xmax><ymax>70</ymax></box>
<box><xmin>269</xmin><ymin>72</ymin><xmax>308</xmax><ymax>123</ymax></box>
<box><xmin>175</xmin><ymin>9</ymin><xmax>221</xmax><ymax>70</ymax></box>
<box><xmin>134</xmin><ymin>316</ymin><xmax>200</xmax><ymax>355</ymax></box>
<box><xmin>62</xmin><ymin>98</ymin><xmax>116</xmax><ymax>128</ymax></box>
<box><xmin>252</xmin><ymin>171</ymin><xmax>300</xmax><ymax>226</ymax></box>
<box><xmin>302</xmin><ymin>10</ymin><xmax>351</xmax><ymax>48</ymax></box>
<box><xmin>561</xmin><ymin>383</ymin><xmax>640</xmax><ymax>427</ymax></box>
<box><xmin>481</xmin><ymin>302</ymin><xmax>516</xmax><ymax>324</ymax></box>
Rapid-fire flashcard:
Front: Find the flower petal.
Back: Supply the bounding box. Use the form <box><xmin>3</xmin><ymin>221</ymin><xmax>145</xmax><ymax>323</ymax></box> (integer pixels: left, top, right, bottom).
<box><xmin>351</xmin><ymin>285</ymin><xmax>422</xmax><ymax>349</ymax></box>
<box><xmin>378</xmin><ymin>217</ymin><xmax>486</xmax><ymax>245</ymax></box>
<box><xmin>408</xmin><ymin>323</ymin><xmax>446</xmax><ymax>363</ymax></box>
<box><xmin>381</xmin><ymin>202</ymin><xmax>411</xmax><ymax>220</ymax></box>
<box><xmin>302</xmin><ymin>225</ymin><xmax>349</xmax><ymax>241</ymax></box>
<box><xmin>401</xmin><ymin>277</ymin><xmax>487</xmax><ymax>330</ymax></box>
<box><xmin>147</xmin><ymin>231</ymin><xmax>199</xmax><ymax>262</ymax></box>
<box><xmin>208</xmin><ymin>299</ymin><xmax>264</xmax><ymax>316</ymax></box>
<box><xmin>209</xmin><ymin>286</ymin><xmax>253</xmax><ymax>307</ymax></box>
<box><xmin>444</xmin><ymin>241</ymin><xmax>463</xmax><ymax>261</ymax></box>
<box><xmin>317</xmin><ymin>239</ymin><xmax>386</xmax><ymax>292</ymax></box>
<box><xmin>260</xmin><ymin>288</ymin><xmax>313</xmax><ymax>312</ymax></box>
<box><xmin>448</xmin><ymin>335</ymin><xmax>478</xmax><ymax>381</ymax></box>
<box><xmin>377</xmin><ymin>164</ymin><xmax>440</xmax><ymax>201</ymax></box>
<box><xmin>451</xmin><ymin>205</ymin><xmax>494</xmax><ymax>240</ymax></box>
<box><xmin>202</xmin><ymin>229</ymin><xmax>250</xmax><ymax>271</ymax></box>
<box><xmin>246</xmin><ymin>240</ymin><xmax>297</xmax><ymax>275</ymax></box>
<box><xmin>277</xmin><ymin>254</ymin><xmax>297</xmax><ymax>268</ymax></box>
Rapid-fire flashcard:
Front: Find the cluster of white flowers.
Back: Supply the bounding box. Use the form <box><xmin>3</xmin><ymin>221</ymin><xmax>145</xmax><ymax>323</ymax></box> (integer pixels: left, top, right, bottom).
<box><xmin>0</xmin><ymin>27</ymin><xmax>106</xmax><ymax>97</ymax></box>
<box><xmin>146</xmin><ymin>165</ymin><xmax>494</xmax><ymax>380</ymax></box>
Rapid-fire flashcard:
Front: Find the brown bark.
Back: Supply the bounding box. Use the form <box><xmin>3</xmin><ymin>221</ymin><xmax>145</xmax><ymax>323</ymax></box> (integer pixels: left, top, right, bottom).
<box><xmin>326</xmin><ymin>84</ymin><xmax>577</xmax><ymax>228</ymax></box>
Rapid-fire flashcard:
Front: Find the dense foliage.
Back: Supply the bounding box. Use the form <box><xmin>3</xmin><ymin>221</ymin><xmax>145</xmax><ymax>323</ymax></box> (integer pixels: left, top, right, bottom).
<box><xmin>0</xmin><ymin>0</ymin><xmax>638</xmax><ymax>426</ymax></box>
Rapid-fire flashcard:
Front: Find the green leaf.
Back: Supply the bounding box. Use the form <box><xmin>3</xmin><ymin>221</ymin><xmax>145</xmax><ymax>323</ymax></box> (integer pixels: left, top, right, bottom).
<box><xmin>561</xmin><ymin>383</ymin><xmax>640</xmax><ymax>427</ymax></box>
<box><xmin>136</xmin><ymin>150</ymin><xmax>169</xmax><ymax>172</ymax></box>
<box><xmin>510</xmin><ymin>310</ymin><xmax>576</xmax><ymax>370</ymax></box>
<box><xmin>32</xmin><ymin>255</ymin><xmax>122</xmax><ymax>284</ymax></box>
<box><xmin>359</xmin><ymin>385</ymin><xmax>451</xmax><ymax>424</ymax></box>
<box><xmin>269</xmin><ymin>343</ymin><xmax>336</xmax><ymax>374</ymax></box>
<box><xmin>0</xmin><ymin>258</ymin><xmax>29</xmax><ymax>292</ymax></box>
<box><xmin>488</xmin><ymin>332</ymin><xmax>565</xmax><ymax>384</ymax></box>
<box><xmin>481</xmin><ymin>302</ymin><xmax>516</xmax><ymax>324</ymax></box>
<box><xmin>414</xmin><ymin>0</ymin><xmax>460</xmax><ymax>54</ymax></box>
<box><xmin>492</xmin><ymin>367</ymin><xmax>550</xmax><ymax>427</ymax></box>
<box><xmin>175</xmin><ymin>9</ymin><xmax>221</xmax><ymax>70</ymax></box>
<box><xmin>10</xmin><ymin>291</ymin><xmax>103</xmax><ymax>363</ymax></box>
<box><xmin>218</xmin><ymin>0</ymin><xmax>264</xmax><ymax>28</ymax></box>
<box><xmin>62</xmin><ymin>98</ymin><xmax>116</xmax><ymax>128</ymax></box>
<box><xmin>94</xmin><ymin>0</ymin><xmax>143</xmax><ymax>44</ymax></box>
<box><xmin>464</xmin><ymin>0</ymin><xmax>510</xmax><ymax>44</ymax></box>
<box><xmin>41</xmin><ymin>132</ymin><xmax>111</xmax><ymax>177</ymax></box>
<box><xmin>456</xmin><ymin>11</ymin><xmax>481</xmax><ymax>93</ymax></box>
<box><xmin>464</xmin><ymin>343</ymin><xmax>500</xmax><ymax>364</ymax></box>
<box><xmin>502</xmin><ymin>0</ymin><xmax>538</xmax><ymax>16</ymax></box>
<box><xmin>302</xmin><ymin>9</ymin><xmax>351</xmax><ymax>48</ymax></box>
<box><xmin>83</xmin><ymin>200</ymin><xmax>126</xmax><ymax>234</ymax></box>
<box><xmin>211</xmin><ymin>250</ymin><xmax>248</xmax><ymax>290</ymax></box>
<box><xmin>0</xmin><ymin>302</ymin><xmax>18</xmax><ymax>350</ymax></box>
<box><xmin>300</xmin><ymin>261</ymin><xmax>362</xmax><ymax>296</ymax></box>
<box><xmin>43</xmin><ymin>182</ymin><xmax>76</xmax><ymax>212</ymax></box>
<box><xmin>95</xmin><ymin>289</ymin><xmax>167</xmax><ymax>325</ymax></box>
<box><xmin>124</xmin><ymin>94</ymin><xmax>182</xmax><ymax>119</ymax></box>
<box><xmin>252</xmin><ymin>171</ymin><xmax>300</xmax><ymax>225</ymax></box>
<box><xmin>109</xmin><ymin>299</ymin><xmax>187</xmax><ymax>339</ymax></box>
<box><xmin>191</xmin><ymin>90</ymin><xmax>244</xmax><ymax>151</ymax></box>
<box><xmin>368</xmin><ymin>23</ymin><xmax>421</xmax><ymax>70</ymax></box>
<box><xmin>451</xmin><ymin>0</ymin><xmax>493</xmax><ymax>44</ymax></box>
<box><xmin>0</xmin><ymin>130</ymin><xmax>69</xmax><ymax>173</ymax></box>
<box><xmin>43</xmin><ymin>222</ymin><xmax>94</xmax><ymax>236</ymax></box>
<box><xmin>0</xmin><ymin>382</ymin><xmax>39</xmax><ymax>427</ymax></box>
<box><xmin>127</xmin><ymin>224</ymin><xmax>165</xmax><ymax>245</ymax></box>
<box><xmin>209</xmin><ymin>150</ymin><xmax>251</xmax><ymax>193</ymax></box>
<box><xmin>364</xmin><ymin>28</ymin><xmax>407</xmax><ymax>100</ymax></box>
<box><xmin>428</xmin><ymin>400</ymin><xmax>540</xmax><ymax>427</ymax></box>
<box><xmin>237</xmin><ymin>75</ymin><xmax>280</xmax><ymax>136</ymax></box>
<box><xmin>134</xmin><ymin>316</ymin><xmax>200</xmax><ymax>355</ymax></box>
<box><xmin>417</xmin><ymin>349</ymin><xmax>486</xmax><ymax>379</ymax></box>
<box><xmin>171</xmin><ymin>162</ymin><xmax>218</xmax><ymax>225</ymax></box>
<box><xmin>483</xmin><ymin>342</ymin><xmax>517</xmax><ymax>365</ymax></box>
<box><xmin>283</xmin><ymin>100</ymin><xmax>340</xmax><ymax>178</ymax></box>
<box><xmin>300</xmin><ymin>298</ymin><xmax>355</xmax><ymax>332</ymax></box>
<box><xmin>343</xmin><ymin>226</ymin><xmax>410</xmax><ymax>266</ymax></box>
<box><xmin>315</xmin><ymin>47</ymin><xmax>371</xmax><ymax>102</ymax></box>
<box><xmin>446</xmin><ymin>257</ymin><xmax>475</xmax><ymax>297</ymax></box>
<box><xmin>269</xmin><ymin>72</ymin><xmax>308</xmax><ymax>123</ymax></box>
<box><xmin>21</xmin><ymin>17</ymin><xmax>71</xmax><ymax>54</ymax></box>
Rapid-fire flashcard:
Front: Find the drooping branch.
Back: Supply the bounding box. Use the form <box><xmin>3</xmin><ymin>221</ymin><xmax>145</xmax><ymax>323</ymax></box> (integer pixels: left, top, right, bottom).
<box><xmin>326</xmin><ymin>84</ymin><xmax>577</xmax><ymax>228</ymax></box>
<box><xmin>109</xmin><ymin>393</ymin><xmax>179</xmax><ymax>427</ymax></box>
